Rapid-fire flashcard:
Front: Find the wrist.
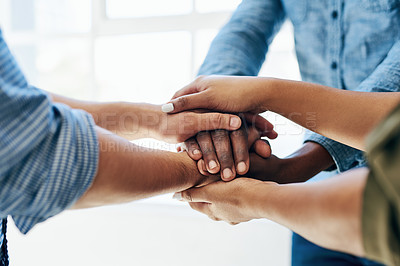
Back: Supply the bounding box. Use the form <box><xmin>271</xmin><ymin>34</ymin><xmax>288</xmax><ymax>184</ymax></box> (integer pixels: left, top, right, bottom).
<box><xmin>258</xmin><ymin>77</ymin><xmax>281</xmax><ymax>112</ymax></box>
<box><xmin>175</xmin><ymin>152</ymin><xmax>212</xmax><ymax>188</ymax></box>
<box><xmin>116</xmin><ymin>103</ymin><xmax>162</xmax><ymax>139</ymax></box>
<box><xmin>279</xmin><ymin>142</ymin><xmax>335</xmax><ymax>183</ymax></box>
<box><xmin>246</xmin><ymin>181</ymin><xmax>282</xmax><ymax>220</ymax></box>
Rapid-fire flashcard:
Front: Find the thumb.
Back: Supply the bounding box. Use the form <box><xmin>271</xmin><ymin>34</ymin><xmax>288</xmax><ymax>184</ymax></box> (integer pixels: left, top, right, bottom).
<box><xmin>162</xmin><ymin>92</ymin><xmax>210</xmax><ymax>113</ymax></box>
<box><xmin>245</xmin><ymin>113</ymin><xmax>278</xmax><ymax>139</ymax></box>
<box><xmin>173</xmin><ymin>187</ymin><xmax>211</xmax><ymax>203</ymax></box>
<box><xmin>194</xmin><ymin>112</ymin><xmax>242</xmax><ymax>131</ymax></box>
<box><xmin>252</xmin><ymin>139</ymin><xmax>272</xmax><ymax>158</ymax></box>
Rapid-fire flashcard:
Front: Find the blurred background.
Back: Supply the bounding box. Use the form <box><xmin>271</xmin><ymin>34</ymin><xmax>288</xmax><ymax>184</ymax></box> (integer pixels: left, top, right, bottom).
<box><xmin>0</xmin><ymin>0</ymin><xmax>304</xmax><ymax>265</ymax></box>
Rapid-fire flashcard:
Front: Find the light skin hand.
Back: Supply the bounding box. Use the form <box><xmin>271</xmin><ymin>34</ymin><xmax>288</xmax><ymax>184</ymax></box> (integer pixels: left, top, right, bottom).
<box><xmin>165</xmin><ymin>75</ymin><xmax>269</xmax><ymax>114</ymax></box>
<box><xmin>164</xmin><ymin>75</ymin><xmax>400</xmax><ymax>150</ymax></box>
<box><xmin>48</xmin><ymin>92</ymin><xmax>242</xmax><ymax>143</ymax></box>
<box><xmin>175</xmin><ymin>178</ymin><xmax>267</xmax><ymax>224</ymax></box>
<box><xmin>174</xmin><ymin>168</ymin><xmax>368</xmax><ymax>257</ymax></box>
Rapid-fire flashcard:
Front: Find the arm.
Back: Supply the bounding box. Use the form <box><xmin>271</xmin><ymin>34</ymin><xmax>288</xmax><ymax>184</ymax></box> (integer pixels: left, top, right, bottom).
<box><xmin>165</xmin><ymin>76</ymin><xmax>400</xmax><ymax>151</ymax></box>
<box><xmin>198</xmin><ymin>0</ymin><xmax>285</xmax><ymax>76</ymax></box>
<box><xmin>262</xmin><ymin>79</ymin><xmax>400</xmax><ymax>151</ymax></box>
<box><xmin>73</xmin><ymin>127</ymin><xmax>212</xmax><ymax>209</ymax></box>
<box><xmin>295</xmin><ymin>40</ymin><xmax>400</xmax><ymax>171</ymax></box>
<box><xmin>248</xmin><ymin>142</ymin><xmax>334</xmax><ymax>183</ymax></box>
<box><xmin>176</xmin><ymin>168</ymin><xmax>368</xmax><ymax>257</ymax></box>
<box><xmin>48</xmin><ymin>92</ymin><xmax>243</xmax><ymax>143</ymax></box>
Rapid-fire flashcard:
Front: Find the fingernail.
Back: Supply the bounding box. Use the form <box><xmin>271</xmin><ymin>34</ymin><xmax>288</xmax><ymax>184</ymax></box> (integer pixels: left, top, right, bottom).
<box><xmin>162</xmin><ymin>103</ymin><xmax>174</xmax><ymax>113</ymax></box>
<box><xmin>237</xmin><ymin>162</ymin><xmax>247</xmax><ymax>173</ymax></box>
<box><xmin>230</xmin><ymin>117</ymin><xmax>241</xmax><ymax>128</ymax></box>
<box><xmin>222</xmin><ymin>168</ymin><xmax>234</xmax><ymax>180</ymax></box>
<box><xmin>193</xmin><ymin>149</ymin><xmax>201</xmax><ymax>155</ymax></box>
<box><xmin>200</xmin><ymin>160</ymin><xmax>207</xmax><ymax>173</ymax></box>
<box><xmin>209</xmin><ymin>160</ymin><xmax>218</xmax><ymax>170</ymax></box>
<box><xmin>173</xmin><ymin>192</ymin><xmax>182</xmax><ymax>201</ymax></box>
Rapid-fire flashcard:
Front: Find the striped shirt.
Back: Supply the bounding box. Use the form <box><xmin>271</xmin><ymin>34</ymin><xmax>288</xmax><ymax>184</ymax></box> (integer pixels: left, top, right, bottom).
<box><xmin>0</xmin><ymin>29</ymin><xmax>99</xmax><ymax>247</ymax></box>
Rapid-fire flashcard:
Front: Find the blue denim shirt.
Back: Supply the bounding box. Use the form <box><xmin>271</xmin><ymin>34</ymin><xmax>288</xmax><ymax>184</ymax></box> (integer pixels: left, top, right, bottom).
<box><xmin>199</xmin><ymin>0</ymin><xmax>400</xmax><ymax>173</ymax></box>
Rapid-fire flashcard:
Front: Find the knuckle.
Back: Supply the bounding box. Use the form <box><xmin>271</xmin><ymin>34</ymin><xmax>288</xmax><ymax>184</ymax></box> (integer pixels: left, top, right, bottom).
<box><xmin>197</xmin><ymin>131</ymin><xmax>209</xmax><ymax>139</ymax></box>
<box><xmin>183</xmin><ymin>192</ymin><xmax>193</xmax><ymax>202</ymax></box>
<box><xmin>212</xmin><ymin>130</ymin><xmax>228</xmax><ymax>142</ymax></box>
<box><xmin>177</xmin><ymin>97</ymin><xmax>188</xmax><ymax>108</ymax></box>
<box><xmin>196</xmin><ymin>75</ymin><xmax>206</xmax><ymax>82</ymax></box>
<box><xmin>231</xmin><ymin>128</ymin><xmax>247</xmax><ymax>138</ymax></box>
<box><xmin>219</xmin><ymin>153</ymin><xmax>232</xmax><ymax>164</ymax></box>
<box><xmin>235</xmin><ymin>148</ymin><xmax>248</xmax><ymax>157</ymax></box>
<box><xmin>202</xmin><ymin>147</ymin><xmax>215</xmax><ymax>156</ymax></box>
<box><xmin>211</xmin><ymin>114</ymin><xmax>224</xmax><ymax>127</ymax></box>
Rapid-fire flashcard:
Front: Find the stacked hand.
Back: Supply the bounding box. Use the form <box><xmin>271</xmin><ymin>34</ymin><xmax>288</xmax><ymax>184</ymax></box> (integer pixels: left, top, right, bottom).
<box><xmin>163</xmin><ymin>75</ymin><xmax>282</xmax><ymax>225</ymax></box>
<box><xmin>167</xmin><ymin>76</ymin><xmax>278</xmax><ymax>181</ymax></box>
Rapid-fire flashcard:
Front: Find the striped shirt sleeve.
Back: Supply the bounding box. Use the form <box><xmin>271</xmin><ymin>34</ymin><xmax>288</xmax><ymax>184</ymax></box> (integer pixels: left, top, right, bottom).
<box><xmin>0</xmin><ymin>29</ymin><xmax>99</xmax><ymax>234</ymax></box>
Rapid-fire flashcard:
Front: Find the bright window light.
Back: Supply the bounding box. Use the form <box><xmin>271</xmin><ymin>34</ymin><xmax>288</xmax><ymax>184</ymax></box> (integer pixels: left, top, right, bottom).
<box><xmin>106</xmin><ymin>0</ymin><xmax>192</xmax><ymax>18</ymax></box>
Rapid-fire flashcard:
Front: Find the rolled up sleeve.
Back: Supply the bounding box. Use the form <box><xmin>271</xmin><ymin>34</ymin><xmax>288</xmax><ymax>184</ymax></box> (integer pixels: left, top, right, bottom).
<box><xmin>305</xmin><ymin>40</ymin><xmax>400</xmax><ymax>173</ymax></box>
<box><xmin>0</xmin><ymin>30</ymin><xmax>99</xmax><ymax>234</ymax></box>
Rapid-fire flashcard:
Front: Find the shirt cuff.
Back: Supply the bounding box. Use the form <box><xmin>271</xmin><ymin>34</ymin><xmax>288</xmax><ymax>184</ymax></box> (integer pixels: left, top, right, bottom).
<box><xmin>11</xmin><ymin>105</ymin><xmax>99</xmax><ymax>234</ymax></box>
<box><xmin>304</xmin><ymin>131</ymin><xmax>366</xmax><ymax>173</ymax></box>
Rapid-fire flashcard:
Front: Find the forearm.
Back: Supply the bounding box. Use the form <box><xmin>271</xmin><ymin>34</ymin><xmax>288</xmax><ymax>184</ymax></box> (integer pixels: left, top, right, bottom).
<box><xmin>262</xmin><ymin>78</ymin><xmax>400</xmax><ymax>150</ymax></box>
<box><xmin>74</xmin><ymin>127</ymin><xmax>208</xmax><ymax>209</ymax></box>
<box><xmin>279</xmin><ymin>142</ymin><xmax>334</xmax><ymax>183</ymax></box>
<box><xmin>49</xmin><ymin>93</ymin><xmax>161</xmax><ymax>140</ymax></box>
<box><xmin>253</xmin><ymin>168</ymin><xmax>368</xmax><ymax>256</ymax></box>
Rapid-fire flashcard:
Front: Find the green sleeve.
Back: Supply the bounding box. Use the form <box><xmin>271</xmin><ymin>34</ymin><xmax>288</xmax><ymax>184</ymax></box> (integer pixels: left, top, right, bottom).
<box><xmin>363</xmin><ymin>104</ymin><xmax>400</xmax><ymax>266</ymax></box>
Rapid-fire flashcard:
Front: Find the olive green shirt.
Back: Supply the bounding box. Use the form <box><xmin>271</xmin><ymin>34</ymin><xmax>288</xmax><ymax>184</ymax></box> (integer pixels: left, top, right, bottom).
<box><xmin>364</xmin><ymin>104</ymin><xmax>400</xmax><ymax>266</ymax></box>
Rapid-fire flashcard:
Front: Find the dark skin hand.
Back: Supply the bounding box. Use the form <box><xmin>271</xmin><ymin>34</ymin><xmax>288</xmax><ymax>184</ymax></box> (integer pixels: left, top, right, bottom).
<box><xmin>193</xmin><ymin>141</ymin><xmax>335</xmax><ymax>184</ymax></box>
<box><xmin>183</xmin><ymin>116</ymin><xmax>278</xmax><ymax>181</ymax></box>
<box><xmin>248</xmin><ymin>141</ymin><xmax>335</xmax><ymax>184</ymax></box>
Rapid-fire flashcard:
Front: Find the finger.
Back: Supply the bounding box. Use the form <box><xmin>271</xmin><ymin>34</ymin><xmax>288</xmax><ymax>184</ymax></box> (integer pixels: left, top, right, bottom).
<box><xmin>247</xmin><ymin>126</ymin><xmax>262</xmax><ymax>146</ymax></box>
<box><xmin>252</xmin><ymin>139</ymin><xmax>272</xmax><ymax>158</ymax></box>
<box><xmin>196</xmin><ymin>112</ymin><xmax>242</xmax><ymax>131</ymax></box>
<box><xmin>197</xmin><ymin>159</ymin><xmax>209</xmax><ymax>176</ymax></box>
<box><xmin>173</xmin><ymin>185</ymin><xmax>214</xmax><ymax>203</ymax></box>
<box><xmin>230</xmin><ymin>126</ymin><xmax>250</xmax><ymax>175</ymax></box>
<box><xmin>162</xmin><ymin>92</ymin><xmax>209</xmax><ymax>113</ymax></box>
<box><xmin>184</xmin><ymin>138</ymin><xmax>202</xmax><ymax>160</ymax></box>
<box><xmin>245</xmin><ymin>113</ymin><xmax>278</xmax><ymax>139</ymax></box>
<box><xmin>196</xmin><ymin>131</ymin><xmax>220</xmax><ymax>174</ymax></box>
<box><xmin>211</xmin><ymin>130</ymin><xmax>236</xmax><ymax>181</ymax></box>
<box><xmin>171</xmin><ymin>81</ymin><xmax>200</xmax><ymax>100</ymax></box>
<box><xmin>188</xmin><ymin>202</ymin><xmax>211</xmax><ymax>214</ymax></box>
<box><xmin>171</xmin><ymin>76</ymin><xmax>208</xmax><ymax>99</ymax></box>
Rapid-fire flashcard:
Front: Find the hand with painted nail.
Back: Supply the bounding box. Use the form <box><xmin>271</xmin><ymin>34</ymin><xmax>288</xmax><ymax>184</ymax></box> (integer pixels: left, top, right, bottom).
<box><xmin>162</xmin><ymin>75</ymin><xmax>273</xmax><ymax>115</ymax></box>
<box><xmin>172</xmin><ymin>178</ymin><xmax>274</xmax><ymax>225</ymax></box>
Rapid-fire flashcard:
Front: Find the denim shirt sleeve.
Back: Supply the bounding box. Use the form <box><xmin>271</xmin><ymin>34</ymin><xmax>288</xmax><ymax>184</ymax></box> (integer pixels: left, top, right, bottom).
<box><xmin>198</xmin><ymin>0</ymin><xmax>286</xmax><ymax>76</ymax></box>
<box><xmin>306</xmin><ymin>40</ymin><xmax>400</xmax><ymax>173</ymax></box>
<box><xmin>0</xmin><ymin>30</ymin><xmax>99</xmax><ymax>234</ymax></box>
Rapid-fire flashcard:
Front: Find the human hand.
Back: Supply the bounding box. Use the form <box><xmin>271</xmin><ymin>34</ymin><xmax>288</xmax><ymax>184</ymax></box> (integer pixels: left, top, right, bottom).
<box><xmin>155</xmin><ymin>108</ymin><xmax>242</xmax><ymax>143</ymax></box>
<box><xmin>181</xmin><ymin>120</ymin><xmax>277</xmax><ymax>181</ymax></box>
<box><xmin>173</xmin><ymin>178</ymin><xmax>278</xmax><ymax>225</ymax></box>
<box><xmin>162</xmin><ymin>75</ymin><xmax>274</xmax><ymax>115</ymax></box>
